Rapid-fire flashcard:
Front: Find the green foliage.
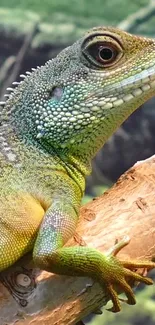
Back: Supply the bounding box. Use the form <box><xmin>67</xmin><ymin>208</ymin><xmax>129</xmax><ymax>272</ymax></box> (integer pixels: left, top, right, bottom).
<box><xmin>0</xmin><ymin>0</ymin><xmax>154</xmax><ymax>48</ymax></box>
<box><xmin>0</xmin><ymin>8</ymin><xmax>39</xmax><ymax>34</ymax></box>
<box><xmin>0</xmin><ymin>0</ymin><xmax>150</xmax><ymax>24</ymax></box>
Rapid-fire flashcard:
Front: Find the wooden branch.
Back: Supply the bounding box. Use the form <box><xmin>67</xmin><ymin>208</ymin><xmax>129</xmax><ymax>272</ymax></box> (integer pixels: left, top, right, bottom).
<box><xmin>0</xmin><ymin>56</ymin><xmax>16</xmax><ymax>85</ymax></box>
<box><xmin>0</xmin><ymin>23</ymin><xmax>39</xmax><ymax>100</ymax></box>
<box><xmin>0</xmin><ymin>155</ymin><xmax>155</xmax><ymax>325</ymax></box>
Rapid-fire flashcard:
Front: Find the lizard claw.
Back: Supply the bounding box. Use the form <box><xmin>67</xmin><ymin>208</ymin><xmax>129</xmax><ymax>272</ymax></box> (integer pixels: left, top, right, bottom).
<box><xmin>101</xmin><ymin>237</ymin><xmax>155</xmax><ymax>313</ymax></box>
<box><xmin>106</xmin><ymin>284</ymin><xmax>122</xmax><ymax>312</ymax></box>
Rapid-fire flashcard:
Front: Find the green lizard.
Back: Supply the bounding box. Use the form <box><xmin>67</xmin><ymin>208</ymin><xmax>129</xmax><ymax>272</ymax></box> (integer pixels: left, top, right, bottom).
<box><xmin>1</xmin><ymin>26</ymin><xmax>155</xmax><ymax>313</ymax></box>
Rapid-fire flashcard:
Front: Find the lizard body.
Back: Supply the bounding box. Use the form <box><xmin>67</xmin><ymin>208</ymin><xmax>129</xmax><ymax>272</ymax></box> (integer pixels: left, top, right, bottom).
<box><xmin>1</xmin><ymin>26</ymin><xmax>155</xmax><ymax>312</ymax></box>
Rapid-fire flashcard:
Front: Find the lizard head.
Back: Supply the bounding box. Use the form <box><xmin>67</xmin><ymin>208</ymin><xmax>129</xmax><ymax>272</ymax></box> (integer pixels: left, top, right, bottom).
<box><xmin>3</xmin><ymin>26</ymin><xmax>155</xmax><ymax>159</ymax></box>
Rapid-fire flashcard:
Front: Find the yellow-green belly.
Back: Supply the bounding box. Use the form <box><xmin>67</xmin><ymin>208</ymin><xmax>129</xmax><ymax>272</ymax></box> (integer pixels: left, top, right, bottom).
<box><xmin>0</xmin><ymin>191</ymin><xmax>45</xmax><ymax>271</ymax></box>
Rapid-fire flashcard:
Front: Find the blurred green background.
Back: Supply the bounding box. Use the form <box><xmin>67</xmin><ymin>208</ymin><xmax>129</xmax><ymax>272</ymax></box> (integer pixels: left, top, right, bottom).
<box><xmin>0</xmin><ymin>0</ymin><xmax>155</xmax><ymax>324</ymax></box>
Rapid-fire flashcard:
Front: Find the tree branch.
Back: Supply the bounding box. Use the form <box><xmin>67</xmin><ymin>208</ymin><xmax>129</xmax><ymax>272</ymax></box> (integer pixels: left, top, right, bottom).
<box><xmin>0</xmin><ymin>23</ymin><xmax>39</xmax><ymax>100</ymax></box>
<box><xmin>0</xmin><ymin>155</ymin><xmax>155</xmax><ymax>325</ymax></box>
<box><xmin>118</xmin><ymin>0</ymin><xmax>155</xmax><ymax>32</ymax></box>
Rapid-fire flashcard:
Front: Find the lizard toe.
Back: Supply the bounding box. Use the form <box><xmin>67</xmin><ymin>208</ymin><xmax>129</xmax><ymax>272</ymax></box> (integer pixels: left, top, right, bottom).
<box><xmin>106</xmin><ymin>284</ymin><xmax>121</xmax><ymax>313</ymax></box>
<box><xmin>123</xmin><ymin>267</ymin><xmax>154</xmax><ymax>285</ymax></box>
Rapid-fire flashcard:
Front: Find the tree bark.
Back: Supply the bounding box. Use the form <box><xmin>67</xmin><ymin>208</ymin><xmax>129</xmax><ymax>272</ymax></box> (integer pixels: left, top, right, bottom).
<box><xmin>0</xmin><ymin>155</ymin><xmax>155</xmax><ymax>325</ymax></box>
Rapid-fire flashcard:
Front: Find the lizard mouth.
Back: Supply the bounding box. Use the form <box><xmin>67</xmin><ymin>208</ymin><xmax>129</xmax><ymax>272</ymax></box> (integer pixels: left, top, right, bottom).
<box><xmin>99</xmin><ymin>63</ymin><xmax>155</xmax><ymax>95</ymax></box>
<box><xmin>112</xmin><ymin>66</ymin><xmax>155</xmax><ymax>103</ymax></box>
<box><xmin>83</xmin><ymin>66</ymin><xmax>155</xmax><ymax>112</ymax></box>
<box><xmin>107</xmin><ymin>65</ymin><xmax>155</xmax><ymax>108</ymax></box>
<box><xmin>114</xmin><ymin>64</ymin><xmax>155</xmax><ymax>90</ymax></box>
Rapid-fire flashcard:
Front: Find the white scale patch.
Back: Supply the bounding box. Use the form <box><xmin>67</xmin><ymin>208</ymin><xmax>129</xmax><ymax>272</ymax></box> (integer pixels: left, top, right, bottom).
<box><xmin>0</xmin><ymin>130</ymin><xmax>17</xmax><ymax>162</ymax></box>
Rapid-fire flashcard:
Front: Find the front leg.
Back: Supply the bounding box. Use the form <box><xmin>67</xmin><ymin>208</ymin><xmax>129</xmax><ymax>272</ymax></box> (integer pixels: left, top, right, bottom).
<box><xmin>33</xmin><ymin>177</ymin><xmax>155</xmax><ymax>313</ymax></box>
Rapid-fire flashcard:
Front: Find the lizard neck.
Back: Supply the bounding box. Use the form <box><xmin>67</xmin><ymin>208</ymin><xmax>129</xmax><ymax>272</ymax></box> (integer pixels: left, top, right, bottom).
<box><xmin>1</xmin><ymin>120</ymin><xmax>87</xmax><ymax>195</ymax></box>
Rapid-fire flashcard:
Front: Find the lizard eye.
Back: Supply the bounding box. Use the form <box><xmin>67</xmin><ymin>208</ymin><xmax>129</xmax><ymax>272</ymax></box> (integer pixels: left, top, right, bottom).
<box><xmin>82</xmin><ymin>34</ymin><xmax>123</xmax><ymax>68</ymax></box>
<box><xmin>98</xmin><ymin>44</ymin><xmax>117</xmax><ymax>63</ymax></box>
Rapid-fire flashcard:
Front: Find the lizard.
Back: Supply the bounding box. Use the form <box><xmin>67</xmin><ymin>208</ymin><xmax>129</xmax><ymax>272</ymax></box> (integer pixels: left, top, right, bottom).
<box><xmin>0</xmin><ymin>26</ymin><xmax>155</xmax><ymax>313</ymax></box>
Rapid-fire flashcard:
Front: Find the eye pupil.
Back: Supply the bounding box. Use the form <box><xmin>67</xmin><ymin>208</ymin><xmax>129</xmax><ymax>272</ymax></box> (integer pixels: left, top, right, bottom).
<box><xmin>99</xmin><ymin>47</ymin><xmax>113</xmax><ymax>61</ymax></box>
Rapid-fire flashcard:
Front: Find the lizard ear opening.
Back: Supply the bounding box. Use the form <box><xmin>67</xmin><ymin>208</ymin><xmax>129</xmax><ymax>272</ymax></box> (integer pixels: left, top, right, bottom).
<box><xmin>47</xmin><ymin>86</ymin><xmax>63</xmax><ymax>101</ymax></box>
<box><xmin>81</xmin><ymin>33</ymin><xmax>123</xmax><ymax>69</ymax></box>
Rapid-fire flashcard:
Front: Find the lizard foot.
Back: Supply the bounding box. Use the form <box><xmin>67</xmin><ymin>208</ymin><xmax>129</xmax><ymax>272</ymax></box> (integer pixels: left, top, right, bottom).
<box><xmin>100</xmin><ymin>236</ymin><xmax>155</xmax><ymax>313</ymax></box>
